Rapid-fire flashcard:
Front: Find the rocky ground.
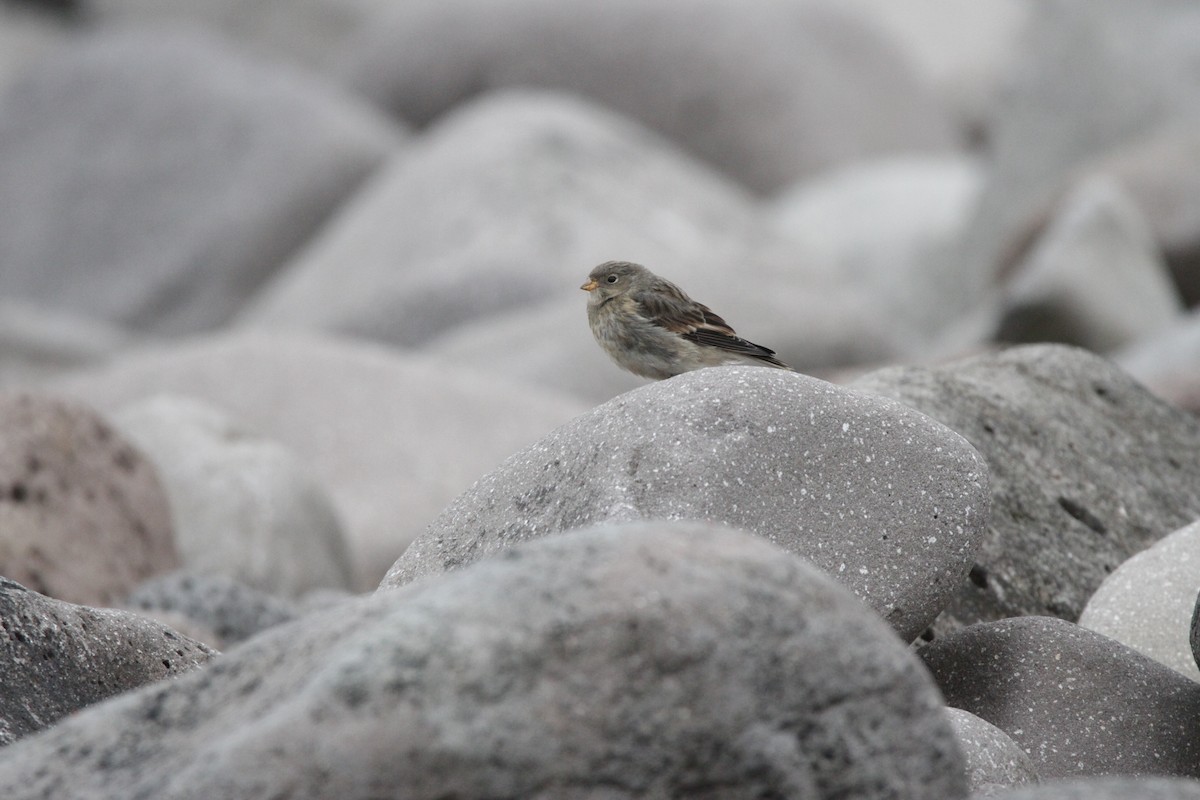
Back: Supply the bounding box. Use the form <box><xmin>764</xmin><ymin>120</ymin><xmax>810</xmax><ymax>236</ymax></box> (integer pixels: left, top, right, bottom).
<box><xmin>1</xmin><ymin>1</ymin><xmax>1200</xmax><ymax>798</ymax></box>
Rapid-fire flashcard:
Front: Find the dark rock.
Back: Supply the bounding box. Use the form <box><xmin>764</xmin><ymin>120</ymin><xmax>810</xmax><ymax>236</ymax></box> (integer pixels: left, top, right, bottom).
<box><xmin>854</xmin><ymin>344</ymin><xmax>1200</xmax><ymax>636</ymax></box>
<box><xmin>0</xmin><ymin>577</ymin><xmax>215</xmax><ymax>746</ymax></box>
<box><xmin>0</xmin><ymin>391</ymin><xmax>177</xmax><ymax>606</ymax></box>
<box><xmin>386</xmin><ymin>366</ymin><xmax>989</xmax><ymax>643</ymax></box>
<box><xmin>0</xmin><ymin>521</ymin><xmax>967</xmax><ymax>799</ymax></box>
<box><xmin>920</xmin><ymin>617</ymin><xmax>1200</xmax><ymax>780</ymax></box>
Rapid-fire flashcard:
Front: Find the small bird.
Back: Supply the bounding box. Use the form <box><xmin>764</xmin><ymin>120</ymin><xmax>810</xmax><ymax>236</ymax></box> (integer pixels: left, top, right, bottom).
<box><xmin>581</xmin><ymin>260</ymin><xmax>791</xmax><ymax>379</ymax></box>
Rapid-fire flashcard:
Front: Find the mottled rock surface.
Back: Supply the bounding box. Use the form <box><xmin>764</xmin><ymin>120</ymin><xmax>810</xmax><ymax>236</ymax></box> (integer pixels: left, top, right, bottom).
<box><xmin>387</xmin><ymin>366</ymin><xmax>989</xmax><ymax>643</ymax></box>
<box><xmin>0</xmin><ymin>578</ymin><xmax>214</xmax><ymax>747</ymax></box>
<box><xmin>854</xmin><ymin>344</ymin><xmax>1200</xmax><ymax>636</ymax></box>
<box><xmin>921</xmin><ymin>617</ymin><xmax>1200</xmax><ymax>780</ymax></box>
<box><xmin>0</xmin><ymin>522</ymin><xmax>967</xmax><ymax>799</ymax></box>
<box><xmin>0</xmin><ymin>392</ymin><xmax>177</xmax><ymax>606</ymax></box>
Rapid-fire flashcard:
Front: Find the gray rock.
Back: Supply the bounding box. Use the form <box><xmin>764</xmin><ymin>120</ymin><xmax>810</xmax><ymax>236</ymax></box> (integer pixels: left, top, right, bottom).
<box><xmin>124</xmin><ymin>570</ymin><xmax>298</xmax><ymax>649</ymax></box>
<box><xmin>112</xmin><ymin>394</ymin><xmax>354</xmax><ymax>598</ymax></box>
<box><xmin>0</xmin><ymin>299</ymin><xmax>134</xmax><ymax>387</ymax></box>
<box><xmin>0</xmin><ymin>4</ymin><xmax>70</xmax><ymax>96</ymax></box>
<box><xmin>0</xmin><ymin>391</ymin><xmax>177</xmax><ymax>606</ymax></box>
<box><xmin>47</xmin><ymin>331</ymin><xmax>588</xmax><ymax>589</ymax></box>
<box><xmin>1117</xmin><ymin>307</ymin><xmax>1200</xmax><ymax>415</ymax></box>
<box><xmin>940</xmin><ymin>0</ymin><xmax>1200</xmax><ymax>323</ymax></box>
<box><xmin>386</xmin><ymin>366</ymin><xmax>990</xmax><ymax>643</ymax></box>
<box><xmin>240</xmin><ymin>89</ymin><xmax>836</xmax><ymax>353</ymax></box>
<box><xmin>0</xmin><ymin>27</ymin><xmax>401</xmax><ymax>334</ymax></box>
<box><xmin>990</xmin><ymin>777</ymin><xmax>1200</xmax><ymax>800</ymax></box>
<box><xmin>337</xmin><ymin>0</ymin><xmax>956</xmax><ymax>193</ymax></box>
<box><xmin>1079</xmin><ymin>519</ymin><xmax>1200</xmax><ymax>681</ymax></box>
<box><xmin>995</xmin><ymin>175</ymin><xmax>1183</xmax><ymax>351</ymax></box>
<box><xmin>1193</xmin><ymin>593</ymin><xmax>1200</xmax><ymax>673</ymax></box>
<box><xmin>921</xmin><ymin>617</ymin><xmax>1200</xmax><ymax>780</ymax></box>
<box><xmin>853</xmin><ymin>344</ymin><xmax>1200</xmax><ymax>636</ymax></box>
<box><xmin>0</xmin><ymin>577</ymin><xmax>215</xmax><ymax>747</ymax></box>
<box><xmin>946</xmin><ymin>708</ymin><xmax>1039</xmax><ymax>797</ymax></box>
<box><xmin>0</xmin><ymin>521</ymin><xmax>968</xmax><ymax>799</ymax></box>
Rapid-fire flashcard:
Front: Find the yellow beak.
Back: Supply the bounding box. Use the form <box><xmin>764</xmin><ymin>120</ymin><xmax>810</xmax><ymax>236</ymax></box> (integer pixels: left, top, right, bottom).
<box><xmin>580</xmin><ymin>279</ymin><xmax>599</xmax><ymax>292</ymax></box>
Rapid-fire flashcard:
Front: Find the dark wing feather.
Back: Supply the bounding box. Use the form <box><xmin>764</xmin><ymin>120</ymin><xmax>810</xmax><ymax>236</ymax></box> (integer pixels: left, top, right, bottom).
<box><xmin>631</xmin><ymin>278</ymin><xmax>789</xmax><ymax>367</ymax></box>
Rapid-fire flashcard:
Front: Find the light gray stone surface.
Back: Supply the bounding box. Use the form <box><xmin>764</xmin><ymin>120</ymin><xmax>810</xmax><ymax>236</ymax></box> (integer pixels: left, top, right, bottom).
<box><xmin>0</xmin><ymin>391</ymin><xmax>177</xmax><ymax>606</ymax></box>
<box><xmin>854</xmin><ymin>345</ymin><xmax>1200</xmax><ymax>637</ymax></box>
<box><xmin>113</xmin><ymin>395</ymin><xmax>354</xmax><ymax>597</ymax></box>
<box><xmin>1079</xmin><ymin>518</ymin><xmax>1200</xmax><ymax>681</ymax></box>
<box><xmin>0</xmin><ymin>27</ymin><xmax>401</xmax><ymax>334</ymax></box>
<box><xmin>386</xmin><ymin>366</ymin><xmax>989</xmax><ymax>643</ymax></box>
<box><xmin>921</xmin><ymin>617</ymin><xmax>1200</xmax><ymax>781</ymax></box>
<box><xmin>0</xmin><ymin>577</ymin><xmax>214</xmax><ymax>747</ymax></box>
<box><xmin>338</xmin><ymin>0</ymin><xmax>956</xmax><ymax>193</ymax></box>
<box><xmin>989</xmin><ymin>777</ymin><xmax>1200</xmax><ymax>800</ymax></box>
<box><xmin>48</xmin><ymin>332</ymin><xmax>589</xmax><ymax>589</ymax></box>
<box><xmin>0</xmin><ymin>522</ymin><xmax>967</xmax><ymax>799</ymax></box>
<box><xmin>946</xmin><ymin>708</ymin><xmax>1039</xmax><ymax>797</ymax></box>
<box><xmin>996</xmin><ymin>175</ymin><xmax>1182</xmax><ymax>351</ymax></box>
<box><xmin>1117</xmin><ymin>307</ymin><xmax>1200</xmax><ymax>414</ymax></box>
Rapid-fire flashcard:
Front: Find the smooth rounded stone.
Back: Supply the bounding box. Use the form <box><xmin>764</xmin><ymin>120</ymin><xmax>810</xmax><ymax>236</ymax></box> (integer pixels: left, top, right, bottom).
<box><xmin>989</xmin><ymin>777</ymin><xmax>1200</xmax><ymax>800</ymax></box>
<box><xmin>946</xmin><ymin>708</ymin><xmax>1039</xmax><ymax>797</ymax></box>
<box><xmin>995</xmin><ymin>175</ymin><xmax>1183</xmax><ymax>352</ymax></box>
<box><xmin>47</xmin><ymin>331</ymin><xmax>589</xmax><ymax>589</ymax></box>
<box><xmin>87</xmin><ymin>0</ymin><xmax>397</xmax><ymax>73</ymax></box>
<box><xmin>1117</xmin><ymin>307</ymin><xmax>1200</xmax><ymax>415</ymax></box>
<box><xmin>0</xmin><ymin>392</ymin><xmax>177</xmax><ymax>606</ymax></box>
<box><xmin>112</xmin><ymin>394</ymin><xmax>354</xmax><ymax>598</ymax></box>
<box><xmin>836</xmin><ymin>0</ymin><xmax>1031</xmax><ymax>141</ymax></box>
<box><xmin>0</xmin><ymin>299</ymin><xmax>135</xmax><ymax>387</ymax></box>
<box><xmin>0</xmin><ymin>577</ymin><xmax>215</xmax><ymax>747</ymax></box>
<box><xmin>385</xmin><ymin>366</ymin><xmax>990</xmax><ymax>643</ymax></box>
<box><xmin>337</xmin><ymin>0</ymin><xmax>956</xmax><ymax>194</ymax></box>
<box><xmin>124</xmin><ymin>570</ymin><xmax>298</xmax><ymax>650</ymax></box>
<box><xmin>240</xmin><ymin>89</ymin><xmax>836</xmax><ymax>351</ymax></box>
<box><xmin>853</xmin><ymin>344</ymin><xmax>1200</xmax><ymax>637</ymax></box>
<box><xmin>0</xmin><ymin>4</ymin><xmax>71</xmax><ymax>95</ymax></box>
<box><xmin>766</xmin><ymin>154</ymin><xmax>985</xmax><ymax>346</ymax></box>
<box><xmin>1079</xmin><ymin>519</ymin><xmax>1200</xmax><ymax>681</ymax></box>
<box><xmin>940</xmin><ymin>0</ymin><xmax>1200</xmax><ymax>325</ymax></box>
<box><xmin>921</xmin><ymin>616</ymin><xmax>1200</xmax><ymax>781</ymax></box>
<box><xmin>0</xmin><ymin>27</ymin><xmax>402</xmax><ymax>336</ymax></box>
<box><xmin>0</xmin><ymin>522</ymin><xmax>968</xmax><ymax>799</ymax></box>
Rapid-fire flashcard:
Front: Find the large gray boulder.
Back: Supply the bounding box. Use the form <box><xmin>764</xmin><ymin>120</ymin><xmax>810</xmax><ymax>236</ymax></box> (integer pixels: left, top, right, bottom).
<box><xmin>0</xmin><ymin>578</ymin><xmax>214</xmax><ymax>747</ymax></box>
<box><xmin>0</xmin><ymin>522</ymin><xmax>968</xmax><ymax>799</ymax></box>
<box><xmin>921</xmin><ymin>617</ymin><xmax>1200</xmax><ymax>781</ymax></box>
<box><xmin>337</xmin><ymin>0</ymin><xmax>956</xmax><ymax>193</ymax></box>
<box><xmin>0</xmin><ymin>27</ymin><xmax>401</xmax><ymax>334</ymax></box>
<box><xmin>854</xmin><ymin>344</ymin><xmax>1200</xmax><ymax>636</ymax></box>
<box><xmin>386</xmin><ymin>366</ymin><xmax>989</xmax><ymax>643</ymax></box>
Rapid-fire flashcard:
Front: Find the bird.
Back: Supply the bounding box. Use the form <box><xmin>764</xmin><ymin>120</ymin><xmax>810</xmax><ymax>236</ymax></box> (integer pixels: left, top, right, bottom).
<box><xmin>580</xmin><ymin>260</ymin><xmax>791</xmax><ymax>379</ymax></box>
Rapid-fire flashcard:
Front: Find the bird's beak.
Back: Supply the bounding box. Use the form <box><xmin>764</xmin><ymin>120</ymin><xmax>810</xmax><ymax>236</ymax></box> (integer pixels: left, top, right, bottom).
<box><xmin>580</xmin><ymin>279</ymin><xmax>599</xmax><ymax>292</ymax></box>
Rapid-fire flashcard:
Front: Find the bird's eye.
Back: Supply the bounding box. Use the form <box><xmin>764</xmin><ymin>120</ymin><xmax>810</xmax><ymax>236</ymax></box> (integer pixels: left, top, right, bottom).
<box><xmin>606</xmin><ymin>274</ymin><xmax>618</xmax><ymax>284</ymax></box>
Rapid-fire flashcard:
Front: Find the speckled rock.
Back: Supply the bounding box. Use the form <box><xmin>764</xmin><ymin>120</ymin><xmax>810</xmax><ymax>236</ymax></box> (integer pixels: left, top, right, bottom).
<box><xmin>385</xmin><ymin>366</ymin><xmax>989</xmax><ymax>643</ymax></box>
<box><xmin>48</xmin><ymin>331</ymin><xmax>588</xmax><ymax>589</ymax></box>
<box><xmin>1079</xmin><ymin>518</ymin><xmax>1200</xmax><ymax>681</ymax></box>
<box><xmin>338</xmin><ymin>0</ymin><xmax>955</xmax><ymax>193</ymax></box>
<box><xmin>0</xmin><ymin>577</ymin><xmax>215</xmax><ymax>747</ymax></box>
<box><xmin>0</xmin><ymin>27</ymin><xmax>401</xmax><ymax>334</ymax></box>
<box><xmin>945</xmin><ymin>708</ymin><xmax>1039</xmax><ymax>797</ymax></box>
<box><xmin>854</xmin><ymin>345</ymin><xmax>1200</xmax><ymax>637</ymax></box>
<box><xmin>0</xmin><ymin>392</ymin><xmax>177</xmax><ymax>606</ymax></box>
<box><xmin>995</xmin><ymin>175</ymin><xmax>1183</xmax><ymax>351</ymax></box>
<box><xmin>124</xmin><ymin>570</ymin><xmax>298</xmax><ymax>650</ymax></box>
<box><xmin>990</xmin><ymin>777</ymin><xmax>1200</xmax><ymax>800</ymax></box>
<box><xmin>921</xmin><ymin>617</ymin><xmax>1200</xmax><ymax>780</ymax></box>
<box><xmin>0</xmin><ymin>522</ymin><xmax>967</xmax><ymax>799</ymax></box>
<box><xmin>112</xmin><ymin>394</ymin><xmax>354</xmax><ymax>597</ymax></box>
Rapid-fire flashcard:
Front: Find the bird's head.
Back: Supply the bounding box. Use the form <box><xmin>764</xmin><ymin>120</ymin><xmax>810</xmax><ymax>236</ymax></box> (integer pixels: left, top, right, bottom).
<box><xmin>580</xmin><ymin>261</ymin><xmax>649</xmax><ymax>302</ymax></box>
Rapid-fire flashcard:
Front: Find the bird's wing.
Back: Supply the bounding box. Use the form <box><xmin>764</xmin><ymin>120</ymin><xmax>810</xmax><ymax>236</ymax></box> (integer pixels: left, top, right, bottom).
<box><xmin>632</xmin><ymin>280</ymin><xmax>785</xmax><ymax>362</ymax></box>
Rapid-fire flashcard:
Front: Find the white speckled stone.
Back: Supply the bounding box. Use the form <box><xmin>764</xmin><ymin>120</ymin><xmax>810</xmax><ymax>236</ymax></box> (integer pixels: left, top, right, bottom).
<box><xmin>946</xmin><ymin>707</ymin><xmax>1039</xmax><ymax>796</ymax></box>
<box><xmin>1080</xmin><ymin>518</ymin><xmax>1200</xmax><ymax>681</ymax></box>
<box><xmin>384</xmin><ymin>366</ymin><xmax>989</xmax><ymax>643</ymax></box>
